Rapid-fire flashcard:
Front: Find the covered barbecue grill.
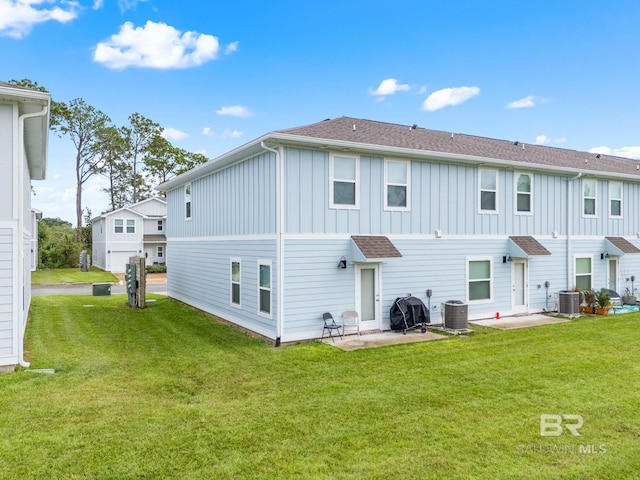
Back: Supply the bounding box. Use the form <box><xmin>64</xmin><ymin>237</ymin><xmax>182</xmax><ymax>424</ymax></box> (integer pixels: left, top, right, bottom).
<box><xmin>390</xmin><ymin>296</ymin><xmax>430</xmax><ymax>334</ymax></box>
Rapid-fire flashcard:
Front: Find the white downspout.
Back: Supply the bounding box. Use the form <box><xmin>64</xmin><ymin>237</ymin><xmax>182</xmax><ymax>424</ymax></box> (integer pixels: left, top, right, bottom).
<box><xmin>17</xmin><ymin>105</ymin><xmax>49</xmax><ymax>368</ymax></box>
<box><xmin>567</xmin><ymin>172</ymin><xmax>582</xmax><ymax>289</ymax></box>
<box><xmin>261</xmin><ymin>141</ymin><xmax>284</xmax><ymax>346</ymax></box>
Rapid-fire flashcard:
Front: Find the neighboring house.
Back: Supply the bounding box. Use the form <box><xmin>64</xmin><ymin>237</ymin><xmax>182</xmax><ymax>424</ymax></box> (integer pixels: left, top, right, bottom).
<box><xmin>91</xmin><ymin>197</ymin><xmax>167</xmax><ymax>273</ymax></box>
<box><xmin>158</xmin><ymin>116</ymin><xmax>640</xmax><ymax>344</ymax></box>
<box><xmin>0</xmin><ymin>82</ymin><xmax>50</xmax><ymax>371</ymax></box>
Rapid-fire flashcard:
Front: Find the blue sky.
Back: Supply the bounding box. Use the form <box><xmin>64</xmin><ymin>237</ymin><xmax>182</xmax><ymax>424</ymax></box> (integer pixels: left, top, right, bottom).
<box><xmin>3</xmin><ymin>0</ymin><xmax>640</xmax><ymax>224</ymax></box>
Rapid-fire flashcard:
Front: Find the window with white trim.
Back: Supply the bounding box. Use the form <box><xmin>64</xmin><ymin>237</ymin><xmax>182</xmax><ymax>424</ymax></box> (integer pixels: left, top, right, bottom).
<box><xmin>583</xmin><ymin>179</ymin><xmax>596</xmax><ymax>216</ymax></box>
<box><xmin>385</xmin><ymin>159</ymin><xmax>410</xmax><ymax>210</ymax></box>
<box><xmin>126</xmin><ymin>219</ymin><xmax>135</xmax><ymax>233</ymax></box>
<box><xmin>157</xmin><ymin>220</ymin><xmax>164</xmax><ymax>231</ymax></box>
<box><xmin>609</xmin><ymin>181</ymin><xmax>622</xmax><ymax>218</ymax></box>
<box><xmin>185</xmin><ymin>184</ymin><xmax>192</xmax><ymax>219</ymax></box>
<box><xmin>157</xmin><ymin>246</ymin><xmax>164</xmax><ymax>258</ymax></box>
<box><xmin>516</xmin><ymin>173</ymin><xmax>532</xmax><ymax>214</ymax></box>
<box><xmin>575</xmin><ymin>256</ymin><xmax>592</xmax><ymax>290</ymax></box>
<box><xmin>114</xmin><ymin>219</ymin><xmax>123</xmax><ymax>233</ymax></box>
<box><xmin>258</xmin><ymin>261</ymin><xmax>271</xmax><ymax>316</ymax></box>
<box><xmin>231</xmin><ymin>259</ymin><xmax>241</xmax><ymax>307</ymax></box>
<box><xmin>468</xmin><ymin>258</ymin><xmax>492</xmax><ymax>302</ymax></box>
<box><xmin>479</xmin><ymin>169</ymin><xmax>498</xmax><ymax>213</ymax></box>
<box><xmin>330</xmin><ymin>154</ymin><xmax>359</xmax><ymax>208</ymax></box>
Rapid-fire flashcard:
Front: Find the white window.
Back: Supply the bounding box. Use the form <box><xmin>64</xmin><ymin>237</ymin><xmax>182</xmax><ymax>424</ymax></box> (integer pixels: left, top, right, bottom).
<box><xmin>231</xmin><ymin>258</ymin><xmax>241</xmax><ymax>307</ymax></box>
<box><xmin>468</xmin><ymin>258</ymin><xmax>492</xmax><ymax>303</ymax></box>
<box><xmin>609</xmin><ymin>181</ymin><xmax>622</xmax><ymax>218</ymax></box>
<box><xmin>385</xmin><ymin>159</ymin><xmax>410</xmax><ymax>210</ymax></box>
<box><xmin>479</xmin><ymin>169</ymin><xmax>498</xmax><ymax>213</ymax></box>
<box><xmin>515</xmin><ymin>173</ymin><xmax>532</xmax><ymax>214</ymax></box>
<box><xmin>157</xmin><ymin>220</ymin><xmax>164</xmax><ymax>231</ymax></box>
<box><xmin>185</xmin><ymin>184</ymin><xmax>192</xmax><ymax>219</ymax></box>
<box><xmin>157</xmin><ymin>246</ymin><xmax>164</xmax><ymax>258</ymax></box>
<box><xmin>258</xmin><ymin>261</ymin><xmax>272</xmax><ymax>317</ymax></box>
<box><xmin>575</xmin><ymin>256</ymin><xmax>592</xmax><ymax>290</ymax></box>
<box><xmin>126</xmin><ymin>219</ymin><xmax>135</xmax><ymax>233</ymax></box>
<box><xmin>583</xmin><ymin>179</ymin><xmax>596</xmax><ymax>216</ymax></box>
<box><xmin>330</xmin><ymin>154</ymin><xmax>359</xmax><ymax>208</ymax></box>
<box><xmin>114</xmin><ymin>219</ymin><xmax>123</xmax><ymax>234</ymax></box>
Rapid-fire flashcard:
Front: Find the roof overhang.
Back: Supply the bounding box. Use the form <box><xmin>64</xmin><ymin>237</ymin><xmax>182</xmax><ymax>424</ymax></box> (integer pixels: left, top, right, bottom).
<box><xmin>604</xmin><ymin>237</ymin><xmax>640</xmax><ymax>256</ymax></box>
<box><xmin>508</xmin><ymin>236</ymin><xmax>551</xmax><ymax>258</ymax></box>
<box><xmin>349</xmin><ymin>236</ymin><xmax>402</xmax><ymax>263</ymax></box>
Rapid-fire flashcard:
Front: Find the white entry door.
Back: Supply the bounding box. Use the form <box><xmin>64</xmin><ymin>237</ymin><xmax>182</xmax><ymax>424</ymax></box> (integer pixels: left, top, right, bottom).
<box><xmin>512</xmin><ymin>260</ymin><xmax>528</xmax><ymax>314</ymax></box>
<box><xmin>356</xmin><ymin>264</ymin><xmax>381</xmax><ymax>332</ymax></box>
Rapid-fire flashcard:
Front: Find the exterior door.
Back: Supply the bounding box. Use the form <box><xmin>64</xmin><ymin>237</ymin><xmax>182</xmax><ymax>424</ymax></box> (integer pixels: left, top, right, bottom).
<box><xmin>608</xmin><ymin>258</ymin><xmax>618</xmax><ymax>293</ymax></box>
<box><xmin>512</xmin><ymin>260</ymin><xmax>528</xmax><ymax>314</ymax></box>
<box><xmin>356</xmin><ymin>264</ymin><xmax>380</xmax><ymax>331</ymax></box>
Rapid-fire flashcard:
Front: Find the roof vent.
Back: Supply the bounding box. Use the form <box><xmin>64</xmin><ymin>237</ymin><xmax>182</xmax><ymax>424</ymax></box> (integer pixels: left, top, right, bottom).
<box><xmin>514</xmin><ymin>141</ymin><xmax>519</xmax><ymax>146</ymax></box>
<box><xmin>410</xmin><ymin>124</ymin><xmax>417</xmax><ymax>130</ymax></box>
<box><xmin>596</xmin><ymin>154</ymin><xmax>601</xmax><ymax>159</ymax></box>
<box><xmin>353</xmin><ymin>124</ymin><xmax>356</xmax><ymax>132</ymax></box>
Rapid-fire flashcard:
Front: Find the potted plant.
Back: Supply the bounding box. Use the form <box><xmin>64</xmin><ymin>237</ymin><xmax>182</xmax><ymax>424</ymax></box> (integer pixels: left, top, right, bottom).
<box><xmin>622</xmin><ymin>287</ymin><xmax>637</xmax><ymax>305</ymax></box>
<box><xmin>582</xmin><ymin>288</ymin><xmax>596</xmax><ymax>314</ymax></box>
<box><xmin>595</xmin><ymin>288</ymin><xmax>612</xmax><ymax>315</ymax></box>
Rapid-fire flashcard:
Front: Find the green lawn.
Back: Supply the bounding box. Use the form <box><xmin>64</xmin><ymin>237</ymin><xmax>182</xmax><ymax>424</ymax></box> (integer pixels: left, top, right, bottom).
<box><xmin>31</xmin><ymin>268</ymin><xmax>118</xmax><ymax>285</ymax></box>
<box><xmin>2</xmin><ymin>296</ymin><xmax>639</xmax><ymax>479</ymax></box>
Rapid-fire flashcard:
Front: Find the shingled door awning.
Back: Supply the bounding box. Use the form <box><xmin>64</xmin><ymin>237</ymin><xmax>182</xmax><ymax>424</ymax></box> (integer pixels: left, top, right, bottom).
<box><xmin>604</xmin><ymin>237</ymin><xmax>640</xmax><ymax>256</ymax></box>
<box><xmin>508</xmin><ymin>236</ymin><xmax>552</xmax><ymax>258</ymax></box>
<box><xmin>350</xmin><ymin>236</ymin><xmax>402</xmax><ymax>263</ymax></box>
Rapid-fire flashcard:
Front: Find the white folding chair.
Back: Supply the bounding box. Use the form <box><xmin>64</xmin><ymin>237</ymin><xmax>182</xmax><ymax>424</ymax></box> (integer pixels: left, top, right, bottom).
<box><xmin>342</xmin><ymin>310</ymin><xmax>360</xmax><ymax>336</ymax></box>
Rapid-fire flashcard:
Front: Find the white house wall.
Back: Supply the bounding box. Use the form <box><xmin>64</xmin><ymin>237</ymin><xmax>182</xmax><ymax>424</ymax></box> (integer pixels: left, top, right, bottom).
<box><xmin>0</xmin><ymin>227</ymin><xmax>13</xmax><ymax>362</ymax></box>
<box><xmin>0</xmin><ymin>104</ymin><xmax>14</xmax><ymax>222</ymax></box>
<box><xmin>92</xmin><ymin>218</ymin><xmax>106</xmax><ymax>270</ymax></box>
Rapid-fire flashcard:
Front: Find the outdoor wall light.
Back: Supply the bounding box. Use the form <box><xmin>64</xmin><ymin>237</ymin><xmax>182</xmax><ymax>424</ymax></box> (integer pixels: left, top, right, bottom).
<box><xmin>107</xmin><ymin>250</ymin><xmax>111</xmax><ymax>254</ymax></box>
<box><xmin>338</xmin><ymin>257</ymin><xmax>347</xmax><ymax>269</ymax></box>
<box><xmin>503</xmin><ymin>253</ymin><xmax>512</xmax><ymax>263</ymax></box>
<box><xmin>600</xmin><ymin>251</ymin><xmax>609</xmax><ymax>260</ymax></box>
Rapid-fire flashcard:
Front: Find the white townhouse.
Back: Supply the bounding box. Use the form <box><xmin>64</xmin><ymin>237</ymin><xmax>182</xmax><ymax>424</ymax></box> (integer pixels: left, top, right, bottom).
<box><xmin>0</xmin><ymin>82</ymin><xmax>50</xmax><ymax>371</ymax></box>
<box><xmin>159</xmin><ymin>117</ymin><xmax>640</xmax><ymax>344</ymax></box>
<box><xmin>91</xmin><ymin>197</ymin><xmax>167</xmax><ymax>273</ymax></box>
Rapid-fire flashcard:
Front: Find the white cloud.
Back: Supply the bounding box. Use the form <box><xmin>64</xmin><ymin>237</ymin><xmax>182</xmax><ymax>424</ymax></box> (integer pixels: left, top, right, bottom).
<box><xmin>93</xmin><ymin>21</ymin><xmax>220</xmax><ymax>69</ymax></box>
<box><xmin>161</xmin><ymin>127</ymin><xmax>189</xmax><ymax>141</ymax></box>
<box><xmin>202</xmin><ymin>127</ymin><xmax>212</xmax><ymax>137</ymax></box>
<box><xmin>422</xmin><ymin>86</ymin><xmax>480</xmax><ymax>112</ymax></box>
<box><xmin>215</xmin><ymin>105</ymin><xmax>253</xmax><ymax>118</ymax></box>
<box><xmin>92</xmin><ymin>0</ymin><xmax>103</xmax><ymax>9</ymax></box>
<box><xmin>590</xmin><ymin>145</ymin><xmax>640</xmax><ymax>160</ymax></box>
<box><xmin>224</xmin><ymin>41</ymin><xmax>238</xmax><ymax>55</ymax></box>
<box><xmin>535</xmin><ymin>135</ymin><xmax>566</xmax><ymax>145</ymax></box>
<box><xmin>0</xmin><ymin>0</ymin><xmax>79</xmax><ymax>39</ymax></box>
<box><xmin>118</xmin><ymin>0</ymin><xmax>147</xmax><ymax>12</ymax></box>
<box><xmin>507</xmin><ymin>96</ymin><xmax>536</xmax><ymax>109</ymax></box>
<box><xmin>202</xmin><ymin>127</ymin><xmax>242</xmax><ymax>139</ymax></box>
<box><xmin>369</xmin><ymin>78</ymin><xmax>411</xmax><ymax>96</ymax></box>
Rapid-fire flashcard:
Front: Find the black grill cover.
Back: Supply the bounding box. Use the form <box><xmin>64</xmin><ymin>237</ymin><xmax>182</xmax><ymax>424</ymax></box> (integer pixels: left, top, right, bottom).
<box><xmin>389</xmin><ymin>297</ymin><xmax>430</xmax><ymax>330</ymax></box>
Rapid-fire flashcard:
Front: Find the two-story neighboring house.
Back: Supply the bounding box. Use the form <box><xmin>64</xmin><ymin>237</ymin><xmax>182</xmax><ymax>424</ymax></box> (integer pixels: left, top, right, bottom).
<box><xmin>91</xmin><ymin>197</ymin><xmax>167</xmax><ymax>273</ymax></box>
<box><xmin>158</xmin><ymin>116</ymin><xmax>640</xmax><ymax>344</ymax></box>
<box><xmin>0</xmin><ymin>82</ymin><xmax>50</xmax><ymax>371</ymax></box>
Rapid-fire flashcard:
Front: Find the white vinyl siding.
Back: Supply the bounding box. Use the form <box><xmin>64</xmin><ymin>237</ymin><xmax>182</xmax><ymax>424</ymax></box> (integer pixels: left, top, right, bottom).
<box><xmin>515</xmin><ymin>173</ymin><xmax>532</xmax><ymax>214</ymax></box>
<box><xmin>468</xmin><ymin>258</ymin><xmax>492</xmax><ymax>303</ymax></box>
<box><xmin>330</xmin><ymin>154</ymin><xmax>359</xmax><ymax>209</ymax></box>
<box><xmin>583</xmin><ymin>179</ymin><xmax>596</xmax><ymax>217</ymax></box>
<box><xmin>575</xmin><ymin>256</ymin><xmax>592</xmax><ymax>290</ymax></box>
<box><xmin>384</xmin><ymin>159</ymin><xmax>410</xmax><ymax>210</ymax></box>
<box><xmin>258</xmin><ymin>260</ymin><xmax>272</xmax><ymax>317</ymax></box>
<box><xmin>231</xmin><ymin>258</ymin><xmax>241</xmax><ymax>307</ymax></box>
<box><xmin>609</xmin><ymin>181</ymin><xmax>622</xmax><ymax>218</ymax></box>
<box><xmin>479</xmin><ymin>169</ymin><xmax>498</xmax><ymax>213</ymax></box>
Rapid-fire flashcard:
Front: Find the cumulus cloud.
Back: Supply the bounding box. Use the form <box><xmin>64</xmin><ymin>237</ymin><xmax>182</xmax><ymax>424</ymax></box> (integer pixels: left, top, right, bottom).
<box><xmin>225</xmin><ymin>41</ymin><xmax>238</xmax><ymax>54</ymax></box>
<box><xmin>507</xmin><ymin>96</ymin><xmax>536</xmax><ymax>109</ymax></box>
<box><xmin>369</xmin><ymin>78</ymin><xmax>411</xmax><ymax>96</ymax></box>
<box><xmin>93</xmin><ymin>21</ymin><xmax>220</xmax><ymax>69</ymax></box>
<box><xmin>590</xmin><ymin>145</ymin><xmax>640</xmax><ymax>160</ymax></box>
<box><xmin>0</xmin><ymin>0</ymin><xmax>79</xmax><ymax>38</ymax></box>
<box><xmin>422</xmin><ymin>86</ymin><xmax>480</xmax><ymax>112</ymax></box>
<box><xmin>535</xmin><ymin>135</ymin><xmax>566</xmax><ymax>145</ymax></box>
<box><xmin>215</xmin><ymin>105</ymin><xmax>253</xmax><ymax>118</ymax></box>
<box><xmin>161</xmin><ymin>127</ymin><xmax>189</xmax><ymax>141</ymax></box>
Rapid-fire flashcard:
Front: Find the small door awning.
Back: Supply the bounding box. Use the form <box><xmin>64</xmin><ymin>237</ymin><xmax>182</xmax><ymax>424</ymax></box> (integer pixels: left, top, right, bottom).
<box><xmin>143</xmin><ymin>234</ymin><xmax>167</xmax><ymax>243</ymax></box>
<box><xmin>604</xmin><ymin>237</ymin><xmax>640</xmax><ymax>256</ymax></box>
<box><xmin>508</xmin><ymin>236</ymin><xmax>551</xmax><ymax>258</ymax></box>
<box><xmin>350</xmin><ymin>236</ymin><xmax>402</xmax><ymax>263</ymax></box>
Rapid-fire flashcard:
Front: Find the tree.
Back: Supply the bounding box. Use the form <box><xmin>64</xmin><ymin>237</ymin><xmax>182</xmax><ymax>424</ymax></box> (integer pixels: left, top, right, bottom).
<box><xmin>8</xmin><ymin>78</ymin><xmax>63</xmax><ymax>127</ymax></box>
<box><xmin>37</xmin><ymin>218</ymin><xmax>83</xmax><ymax>268</ymax></box>
<box><xmin>52</xmin><ymin>98</ymin><xmax>111</xmax><ymax>241</ymax></box>
<box><xmin>94</xmin><ymin>126</ymin><xmax>131</xmax><ymax>211</ymax></box>
<box><xmin>123</xmin><ymin>113</ymin><xmax>160</xmax><ymax>204</ymax></box>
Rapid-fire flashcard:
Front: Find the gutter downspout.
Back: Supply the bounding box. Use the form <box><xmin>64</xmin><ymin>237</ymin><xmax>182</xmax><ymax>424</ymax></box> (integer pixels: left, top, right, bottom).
<box><xmin>17</xmin><ymin>105</ymin><xmax>49</xmax><ymax>368</ymax></box>
<box><xmin>567</xmin><ymin>172</ymin><xmax>582</xmax><ymax>289</ymax></box>
<box><xmin>261</xmin><ymin>141</ymin><xmax>284</xmax><ymax>347</ymax></box>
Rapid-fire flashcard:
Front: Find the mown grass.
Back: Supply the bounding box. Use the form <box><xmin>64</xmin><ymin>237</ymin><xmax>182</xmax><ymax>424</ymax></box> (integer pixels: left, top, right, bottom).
<box><xmin>31</xmin><ymin>268</ymin><xmax>118</xmax><ymax>285</ymax></box>
<box><xmin>1</xmin><ymin>295</ymin><xmax>640</xmax><ymax>479</ymax></box>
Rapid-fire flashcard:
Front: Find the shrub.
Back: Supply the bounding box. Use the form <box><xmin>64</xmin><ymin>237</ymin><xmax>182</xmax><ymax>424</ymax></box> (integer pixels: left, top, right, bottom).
<box><xmin>146</xmin><ymin>264</ymin><xmax>166</xmax><ymax>274</ymax></box>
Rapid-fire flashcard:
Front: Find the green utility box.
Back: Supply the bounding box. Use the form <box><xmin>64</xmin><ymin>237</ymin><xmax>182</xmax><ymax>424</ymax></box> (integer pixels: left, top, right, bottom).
<box><xmin>92</xmin><ymin>283</ymin><xmax>111</xmax><ymax>296</ymax></box>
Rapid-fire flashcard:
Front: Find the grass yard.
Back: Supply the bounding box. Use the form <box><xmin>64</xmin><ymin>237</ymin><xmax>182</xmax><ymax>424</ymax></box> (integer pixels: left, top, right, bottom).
<box><xmin>31</xmin><ymin>268</ymin><xmax>118</xmax><ymax>285</ymax></box>
<box><xmin>1</xmin><ymin>296</ymin><xmax>640</xmax><ymax>479</ymax></box>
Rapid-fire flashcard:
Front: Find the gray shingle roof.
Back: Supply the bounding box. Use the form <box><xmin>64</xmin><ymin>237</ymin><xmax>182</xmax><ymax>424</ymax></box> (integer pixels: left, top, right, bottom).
<box><xmin>605</xmin><ymin>236</ymin><xmax>640</xmax><ymax>254</ymax></box>
<box><xmin>276</xmin><ymin>117</ymin><xmax>640</xmax><ymax>177</ymax></box>
<box><xmin>351</xmin><ymin>236</ymin><xmax>402</xmax><ymax>259</ymax></box>
<box><xmin>509</xmin><ymin>236</ymin><xmax>552</xmax><ymax>256</ymax></box>
<box><xmin>143</xmin><ymin>234</ymin><xmax>166</xmax><ymax>242</ymax></box>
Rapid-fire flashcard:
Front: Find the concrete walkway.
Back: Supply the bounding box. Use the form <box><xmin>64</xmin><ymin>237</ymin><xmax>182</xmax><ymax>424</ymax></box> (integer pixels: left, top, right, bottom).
<box><xmin>470</xmin><ymin>313</ymin><xmax>570</xmax><ymax>330</ymax></box>
<box><xmin>324</xmin><ymin>329</ymin><xmax>448</xmax><ymax>351</ymax></box>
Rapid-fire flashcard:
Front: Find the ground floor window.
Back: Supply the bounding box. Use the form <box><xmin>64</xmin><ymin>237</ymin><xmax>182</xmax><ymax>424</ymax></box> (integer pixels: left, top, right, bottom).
<box><xmin>231</xmin><ymin>259</ymin><xmax>241</xmax><ymax>306</ymax></box>
<box><xmin>468</xmin><ymin>258</ymin><xmax>492</xmax><ymax>302</ymax></box>
<box><xmin>258</xmin><ymin>261</ymin><xmax>271</xmax><ymax>316</ymax></box>
<box><xmin>575</xmin><ymin>256</ymin><xmax>592</xmax><ymax>290</ymax></box>
<box><xmin>157</xmin><ymin>246</ymin><xmax>164</xmax><ymax>258</ymax></box>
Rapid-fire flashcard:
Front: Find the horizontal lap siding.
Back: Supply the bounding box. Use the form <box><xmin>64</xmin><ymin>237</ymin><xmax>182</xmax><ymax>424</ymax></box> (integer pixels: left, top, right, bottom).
<box><xmin>0</xmin><ymin>228</ymin><xmax>13</xmax><ymax>359</ymax></box>
<box><xmin>167</xmin><ymin>239</ymin><xmax>277</xmax><ymax>339</ymax></box>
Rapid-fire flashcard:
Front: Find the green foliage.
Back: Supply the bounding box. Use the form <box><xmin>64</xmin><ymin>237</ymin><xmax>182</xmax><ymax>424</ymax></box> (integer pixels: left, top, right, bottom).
<box><xmin>596</xmin><ymin>288</ymin><xmax>612</xmax><ymax>308</ymax></box>
<box><xmin>37</xmin><ymin>219</ymin><xmax>85</xmax><ymax>268</ymax></box>
<box><xmin>31</xmin><ymin>267</ymin><xmax>118</xmax><ymax>285</ymax></box>
<box><xmin>583</xmin><ymin>288</ymin><xmax>596</xmax><ymax>307</ymax></box>
<box><xmin>145</xmin><ymin>264</ymin><xmax>166</xmax><ymax>273</ymax></box>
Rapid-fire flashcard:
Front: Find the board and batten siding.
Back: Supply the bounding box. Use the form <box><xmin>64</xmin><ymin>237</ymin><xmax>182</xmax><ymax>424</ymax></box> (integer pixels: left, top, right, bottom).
<box><xmin>166</xmin><ymin>152</ymin><xmax>277</xmax><ymax>239</ymax></box>
<box><xmin>167</xmin><ymin>238</ymin><xmax>278</xmax><ymax>339</ymax></box>
<box><xmin>0</xmin><ymin>228</ymin><xmax>14</xmax><ymax>360</ymax></box>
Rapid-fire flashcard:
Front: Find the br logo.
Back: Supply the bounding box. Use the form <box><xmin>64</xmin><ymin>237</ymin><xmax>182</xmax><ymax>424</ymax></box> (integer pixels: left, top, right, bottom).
<box><xmin>540</xmin><ymin>414</ymin><xmax>584</xmax><ymax>437</ymax></box>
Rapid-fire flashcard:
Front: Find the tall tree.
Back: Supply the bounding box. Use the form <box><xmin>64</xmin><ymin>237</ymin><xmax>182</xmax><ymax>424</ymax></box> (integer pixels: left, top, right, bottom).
<box><xmin>94</xmin><ymin>126</ymin><xmax>130</xmax><ymax>210</ymax></box>
<box><xmin>52</xmin><ymin>98</ymin><xmax>111</xmax><ymax>241</ymax></box>
<box><xmin>123</xmin><ymin>113</ymin><xmax>160</xmax><ymax>204</ymax></box>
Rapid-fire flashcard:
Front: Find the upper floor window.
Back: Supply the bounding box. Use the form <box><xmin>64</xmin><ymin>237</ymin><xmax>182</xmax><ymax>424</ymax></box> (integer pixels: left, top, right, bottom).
<box><xmin>330</xmin><ymin>154</ymin><xmax>359</xmax><ymax>208</ymax></box>
<box><xmin>479</xmin><ymin>169</ymin><xmax>498</xmax><ymax>213</ymax></box>
<box><xmin>185</xmin><ymin>184</ymin><xmax>192</xmax><ymax>219</ymax></box>
<box><xmin>516</xmin><ymin>173</ymin><xmax>532</xmax><ymax>214</ymax></box>
<box><xmin>468</xmin><ymin>258</ymin><xmax>492</xmax><ymax>303</ymax></box>
<box><xmin>583</xmin><ymin>179</ymin><xmax>596</xmax><ymax>216</ymax></box>
<box><xmin>114</xmin><ymin>219</ymin><xmax>123</xmax><ymax>233</ymax></box>
<box><xmin>385</xmin><ymin>160</ymin><xmax>410</xmax><ymax>210</ymax></box>
<box><xmin>126</xmin><ymin>219</ymin><xmax>135</xmax><ymax>233</ymax></box>
<box><xmin>609</xmin><ymin>181</ymin><xmax>622</xmax><ymax>218</ymax></box>
<box><xmin>157</xmin><ymin>220</ymin><xmax>164</xmax><ymax>231</ymax></box>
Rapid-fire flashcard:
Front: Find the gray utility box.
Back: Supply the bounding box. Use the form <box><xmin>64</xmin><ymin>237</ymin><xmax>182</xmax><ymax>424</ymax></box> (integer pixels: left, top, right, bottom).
<box><xmin>444</xmin><ymin>300</ymin><xmax>468</xmax><ymax>330</ymax></box>
<box><xmin>558</xmin><ymin>291</ymin><xmax>579</xmax><ymax>315</ymax></box>
<box><xmin>92</xmin><ymin>283</ymin><xmax>111</xmax><ymax>296</ymax></box>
